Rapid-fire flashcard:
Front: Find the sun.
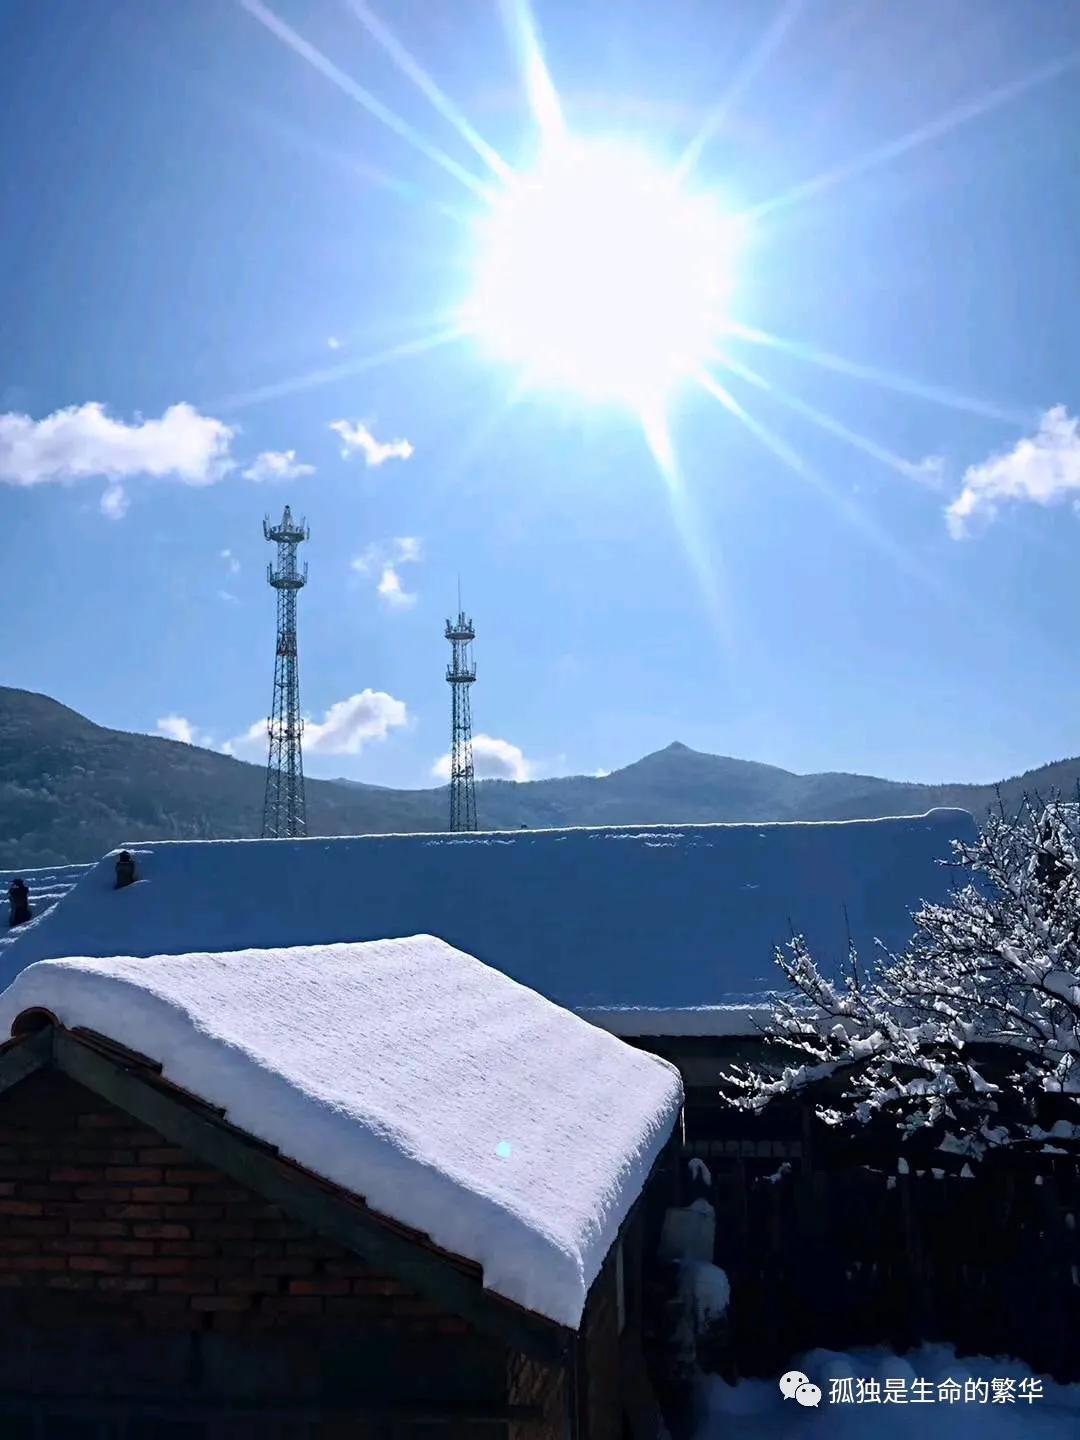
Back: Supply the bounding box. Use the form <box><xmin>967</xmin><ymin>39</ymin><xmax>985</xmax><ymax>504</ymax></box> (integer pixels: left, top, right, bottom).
<box><xmin>466</xmin><ymin>137</ymin><xmax>741</xmax><ymax>409</ymax></box>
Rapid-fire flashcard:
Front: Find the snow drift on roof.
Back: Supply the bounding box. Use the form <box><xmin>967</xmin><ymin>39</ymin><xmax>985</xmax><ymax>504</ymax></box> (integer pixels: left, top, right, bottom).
<box><xmin>0</xmin><ymin>812</ymin><xmax>977</xmax><ymax>1014</ymax></box>
<box><xmin>0</xmin><ymin>936</ymin><xmax>682</xmax><ymax>1328</ymax></box>
<box><xmin>0</xmin><ymin>864</ymin><xmax>92</xmax><ymax>956</ymax></box>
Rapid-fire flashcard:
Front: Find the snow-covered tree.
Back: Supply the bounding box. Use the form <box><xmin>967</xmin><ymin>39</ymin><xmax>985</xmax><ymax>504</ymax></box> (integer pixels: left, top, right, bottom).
<box><xmin>728</xmin><ymin>799</ymin><xmax>1080</xmax><ymax>1162</ymax></box>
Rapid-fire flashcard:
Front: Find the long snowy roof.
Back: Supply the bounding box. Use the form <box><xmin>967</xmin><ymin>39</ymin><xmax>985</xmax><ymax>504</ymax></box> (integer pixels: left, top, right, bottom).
<box><xmin>0</xmin><ymin>812</ymin><xmax>976</xmax><ymax>1019</ymax></box>
<box><xmin>0</xmin><ymin>936</ymin><xmax>682</xmax><ymax>1328</ymax></box>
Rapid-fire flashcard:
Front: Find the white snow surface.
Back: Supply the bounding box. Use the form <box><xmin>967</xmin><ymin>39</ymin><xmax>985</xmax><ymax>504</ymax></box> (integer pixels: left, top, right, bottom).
<box><xmin>0</xmin><ymin>812</ymin><xmax>976</xmax><ymax>1018</ymax></box>
<box><xmin>0</xmin><ymin>864</ymin><xmax>91</xmax><ymax>954</ymax></box>
<box><xmin>696</xmin><ymin>1344</ymin><xmax>1080</xmax><ymax>1438</ymax></box>
<box><xmin>0</xmin><ymin>936</ymin><xmax>682</xmax><ymax>1329</ymax></box>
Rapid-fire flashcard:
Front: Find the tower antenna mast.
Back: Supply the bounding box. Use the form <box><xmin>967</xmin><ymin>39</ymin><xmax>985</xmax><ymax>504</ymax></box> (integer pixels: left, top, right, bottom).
<box><xmin>262</xmin><ymin>505</ymin><xmax>309</xmax><ymax>839</ymax></box>
<box><xmin>445</xmin><ymin>599</ymin><xmax>478</xmax><ymax>832</ymax></box>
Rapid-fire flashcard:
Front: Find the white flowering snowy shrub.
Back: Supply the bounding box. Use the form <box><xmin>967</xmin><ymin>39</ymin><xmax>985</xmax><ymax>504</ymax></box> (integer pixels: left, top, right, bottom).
<box><xmin>729</xmin><ymin>800</ymin><xmax>1080</xmax><ymax>1161</ymax></box>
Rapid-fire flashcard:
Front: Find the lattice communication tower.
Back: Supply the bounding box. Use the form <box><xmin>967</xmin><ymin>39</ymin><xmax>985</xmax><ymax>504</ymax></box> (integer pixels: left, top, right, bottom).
<box><xmin>445</xmin><ymin>607</ymin><xmax>478</xmax><ymax>832</ymax></box>
<box><xmin>262</xmin><ymin>506</ymin><xmax>309</xmax><ymax>839</ymax></box>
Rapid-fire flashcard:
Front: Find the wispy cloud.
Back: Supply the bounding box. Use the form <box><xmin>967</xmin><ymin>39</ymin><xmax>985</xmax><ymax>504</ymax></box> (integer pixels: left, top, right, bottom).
<box><xmin>330</xmin><ymin>419</ymin><xmax>414</xmax><ymax>467</ymax></box>
<box><xmin>947</xmin><ymin>406</ymin><xmax>1080</xmax><ymax>538</ymax></box>
<box><xmin>327</xmin><ymin>336</ymin><xmax>343</xmax><ymax>351</ymax></box>
<box><xmin>242</xmin><ymin>449</ymin><xmax>315</xmax><ymax>482</ymax></box>
<box><xmin>432</xmin><ymin>733</ymin><xmax>533</xmax><ymax>783</ymax></box>
<box><xmin>352</xmin><ymin>536</ymin><xmax>423</xmax><ymax>609</ymax></box>
<box><xmin>220</xmin><ymin>548</ymin><xmax>241</xmax><ymax>574</ymax></box>
<box><xmin>0</xmin><ymin>402</ymin><xmax>234</xmax><ymax>517</ymax></box>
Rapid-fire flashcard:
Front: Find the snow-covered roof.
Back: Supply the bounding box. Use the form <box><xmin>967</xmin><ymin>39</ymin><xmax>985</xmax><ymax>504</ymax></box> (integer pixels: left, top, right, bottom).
<box><xmin>0</xmin><ymin>936</ymin><xmax>682</xmax><ymax>1328</ymax></box>
<box><xmin>0</xmin><ymin>864</ymin><xmax>92</xmax><ymax>956</ymax></box>
<box><xmin>0</xmin><ymin>813</ymin><xmax>976</xmax><ymax>1022</ymax></box>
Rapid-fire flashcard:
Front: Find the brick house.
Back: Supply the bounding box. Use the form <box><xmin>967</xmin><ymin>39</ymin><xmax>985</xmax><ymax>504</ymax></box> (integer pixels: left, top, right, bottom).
<box><xmin>0</xmin><ymin>936</ymin><xmax>683</xmax><ymax>1438</ymax></box>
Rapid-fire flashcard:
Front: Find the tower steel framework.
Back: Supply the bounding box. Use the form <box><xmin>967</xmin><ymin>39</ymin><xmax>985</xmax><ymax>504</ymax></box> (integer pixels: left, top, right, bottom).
<box><xmin>445</xmin><ymin>607</ymin><xmax>478</xmax><ymax>832</ymax></box>
<box><xmin>262</xmin><ymin>505</ymin><xmax>309</xmax><ymax>839</ymax></box>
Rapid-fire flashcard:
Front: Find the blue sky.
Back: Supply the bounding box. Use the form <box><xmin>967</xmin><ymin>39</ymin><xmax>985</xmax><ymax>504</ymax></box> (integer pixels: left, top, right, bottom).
<box><xmin>2</xmin><ymin>0</ymin><xmax>1079</xmax><ymax>789</ymax></box>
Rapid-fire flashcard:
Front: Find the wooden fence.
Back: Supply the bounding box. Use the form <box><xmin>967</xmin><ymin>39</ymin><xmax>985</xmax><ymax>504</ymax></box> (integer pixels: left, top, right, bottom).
<box><xmin>699</xmin><ymin>1159</ymin><xmax>1080</xmax><ymax>1382</ymax></box>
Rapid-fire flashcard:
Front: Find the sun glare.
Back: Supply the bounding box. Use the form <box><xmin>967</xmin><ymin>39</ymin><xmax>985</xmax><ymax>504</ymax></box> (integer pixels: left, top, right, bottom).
<box><xmin>466</xmin><ymin>138</ymin><xmax>740</xmax><ymax>409</ymax></box>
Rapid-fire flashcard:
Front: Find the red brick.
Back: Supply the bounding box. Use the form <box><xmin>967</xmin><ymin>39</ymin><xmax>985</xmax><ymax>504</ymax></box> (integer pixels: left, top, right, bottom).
<box><xmin>260</xmin><ymin>1296</ymin><xmax>323</xmax><ymax>1318</ymax></box>
<box><xmin>43</xmin><ymin>1238</ymin><xmax>96</xmax><ymax>1256</ymax></box>
<box><xmin>70</xmin><ymin>1220</ymin><xmax>127</xmax><ymax>1238</ymax></box>
<box><xmin>289</xmin><ymin>1278</ymin><xmax>349</xmax><ymax>1297</ymax></box>
<box><xmin>69</xmin><ymin>1255</ymin><xmax>124</xmax><ymax>1274</ymax></box>
<box><xmin>0</xmin><ymin>1237</ymin><xmax>34</xmax><ymax>1254</ymax></box>
<box><xmin>221</xmin><ymin>1275</ymin><xmax>280</xmax><ymax>1296</ymax></box>
<box><xmin>0</xmin><ymin>1201</ymin><xmax>42</xmax><ymax>1216</ymax></box>
<box><xmin>106</xmin><ymin>1204</ymin><xmax>161</xmax><ymax>1221</ymax></box>
<box><xmin>130</xmin><ymin>1257</ymin><xmax>191</xmax><ymax>1276</ymax></box>
<box><xmin>49</xmin><ymin>1167</ymin><xmax>102</xmax><ymax>1183</ymax></box>
<box><xmin>131</xmin><ymin>1186</ymin><xmax>189</xmax><ymax>1203</ymax></box>
<box><xmin>160</xmin><ymin>1241</ymin><xmax>215</xmax><ymax>1258</ymax></box>
<box><xmin>99</xmin><ymin>1240</ymin><xmax>155</xmax><ymax>1258</ymax></box>
<box><xmin>254</xmin><ymin>1257</ymin><xmax>314</xmax><ymax>1277</ymax></box>
<box><xmin>169</xmin><ymin>1204</ymin><xmax>222</xmax><ymax>1221</ymax></box>
<box><xmin>8</xmin><ymin>1255</ymin><xmax>66</xmax><ymax>1272</ymax></box>
<box><xmin>96</xmin><ymin>1275</ymin><xmax>155</xmax><ymax>1293</ymax></box>
<box><xmin>200</xmin><ymin>1221</ymin><xmax>254</xmax><ymax>1241</ymax></box>
<box><xmin>7</xmin><ymin>1219</ymin><xmax>65</xmax><ymax>1238</ymax></box>
<box><xmin>138</xmin><ymin>1148</ymin><xmax>189</xmax><ymax>1165</ymax></box>
<box><xmin>164</xmin><ymin>1168</ymin><xmax>220</xmax><ymax>1186</ymax></box>
<box><xmin>157</xmin><ymin>1276</ymin><xmax>212</xmax><ymax>1295</ymax></box>
<box><xmin>192</xmin><ymin>1294</ymin><xmax>251</xmax><ymax>1312</ymax></box>
<box><xmin>105</xmin><ymin>1167</ymin><xmax>162</xmax><ymax>1183</ymax></box>
<box><xmin>74</xmin><ymin>1186</ymin><xmax>132</xmax><ymax>1203</ymax></box>
<box><xmin>77</xmin><ymin>1113</ymin><xmax>127</xmax><ymax>1130</ymax></box>
<box><xmin>133</xmin><ymin>1223</ymin><xmax>189</xmax><ymax>1240</ymax></box>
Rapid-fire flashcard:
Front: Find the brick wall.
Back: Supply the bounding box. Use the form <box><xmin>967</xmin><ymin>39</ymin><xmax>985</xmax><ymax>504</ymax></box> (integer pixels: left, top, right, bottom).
<box><xmin>0</xmin><ymin>1068</ymin><xmax>513</xmax><ymax>1437</ymax></box>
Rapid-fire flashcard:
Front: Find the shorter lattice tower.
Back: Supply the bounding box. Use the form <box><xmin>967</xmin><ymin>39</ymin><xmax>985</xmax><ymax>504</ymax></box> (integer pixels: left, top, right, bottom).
<box><xmin>445</xmin><ymin>603</ymin><xmax>478</xmax><ymax>832</ymax></box>
<box><xmin>262</xmin><ymin>505</ymin><xmax>309</xmax><ymax>839</ymax></box>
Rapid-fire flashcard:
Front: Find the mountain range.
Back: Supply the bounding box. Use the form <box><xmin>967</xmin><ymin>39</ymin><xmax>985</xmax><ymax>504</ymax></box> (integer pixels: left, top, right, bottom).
<box><xmin>2</xmin><ymin>685</ymin><xmax>1077</xmax><ymax>868</ymax></box>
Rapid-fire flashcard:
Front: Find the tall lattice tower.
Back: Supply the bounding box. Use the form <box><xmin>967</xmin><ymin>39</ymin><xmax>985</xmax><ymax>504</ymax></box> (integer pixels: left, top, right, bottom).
<box><xmin>445</xmin><ymin>605</ymin><xmax>478</xmax><ymax>832</ymax></box>
<box><xmin>262</xmin><ymin>505</ymin><xmax>309</xmax><ymax>839</ymax></box>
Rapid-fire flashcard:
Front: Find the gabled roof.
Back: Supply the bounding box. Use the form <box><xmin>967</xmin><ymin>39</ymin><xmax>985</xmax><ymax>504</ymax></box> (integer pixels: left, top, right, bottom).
<box><xmin>0</xmin><ymin>936</ymin><xmax>682</xmax><ymax>1329</ymax></box>
<box><xmin>0</xmin><ymin>812</ymin><xmax>977</xmax><ymax>1020</ymax></box>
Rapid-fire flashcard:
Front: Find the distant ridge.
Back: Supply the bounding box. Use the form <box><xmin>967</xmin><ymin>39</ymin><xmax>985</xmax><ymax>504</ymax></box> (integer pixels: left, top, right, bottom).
<box><xmin>0</xmin><ymin>685</ymin><xmax>1075</xmax><ymax>866</ymax></box>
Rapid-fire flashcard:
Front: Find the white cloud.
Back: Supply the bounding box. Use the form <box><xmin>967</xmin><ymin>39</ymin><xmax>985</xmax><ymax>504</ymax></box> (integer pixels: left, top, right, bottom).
<box><xmin>327</xmin><ymin>336</ymin><xmax>343</xmax><ymax>351</ymax></box>
<box><xmin>593</xmin><ymin>768</ymin><xmax>611</xmax><ymax>778</ymax></box>
<box><xmin>217</xmin><ymin>589</ymin><xmax>239</xmax><ymax>603</ymax></box>
<box><xmin>220</xmin><ymin>547</ymin><xmax>241</xmax><ymax>574</ymax></box>
<box><xmin>242</xmin><ymin>449</ymin><xmax>315</xmax><ymax>483</ymax></box>
<box><xmin>431</xmin><ymin>733</ymin><xmax>533</xmax><ymax>783</ymax></box>
<box><xmin>352</xmin><ymin>536</ymin><xmax>423</xmax><ymax>610</ymax></box>
<box><xmin>946</xmin><ymin>406</ymin><xmax>1080</xmax><ymax>538</ymax></box>
<box><xmin>304</xmin><ymin>690</ymin><xmax>409</xmax><ymax>754</ymax></box>
<box><xmin>0</xmin><ymin>402</ymin><xmax>234</xmax><ymax>517</ymax></box>
<box><xmin>100</xmin><ymin>484</ymin><xmax>129</xmax><ymax>520</ymax></box>
<box><xmin>155</xmin><ymin>714</ymin><xmax>217</xmax><ymax>748</ymax></box>
<box><xmin>330</xmin><ymin>419</ymin><xmax>414</xmax><ymax>467</ymax></box>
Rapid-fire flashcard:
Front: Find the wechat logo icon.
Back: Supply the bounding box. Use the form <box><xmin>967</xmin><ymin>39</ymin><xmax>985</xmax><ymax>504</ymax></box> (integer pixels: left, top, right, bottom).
<box><xmin>779</xmin><ymin>1371</ymin><xmax>822</xmax><ymax>1407</ymax></box>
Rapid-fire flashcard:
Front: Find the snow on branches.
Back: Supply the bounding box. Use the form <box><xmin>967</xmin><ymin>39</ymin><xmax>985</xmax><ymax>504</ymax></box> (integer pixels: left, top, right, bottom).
<box><xmin>727</xmin><ymin>800</ymin><xmax>1080</xmax><ymax>1161</ymax></box>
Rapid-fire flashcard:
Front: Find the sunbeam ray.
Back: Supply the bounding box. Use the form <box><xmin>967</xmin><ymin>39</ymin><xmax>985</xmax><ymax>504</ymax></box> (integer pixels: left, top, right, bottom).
<box><xmin>726</xmin><ymin>321</ymin><xmax>1032</xmax><ymax>427</ymax></box>
<box><xmin>344</xmin><ymin>0</ymin><xmax>512</xmax><ymax>181</ymax></box>
<box><xmin>640</xmin><ymin>406</ymin><xmax>735</xmax><ymax>650</ymax></box>
<box><xmin>212</xmin><ymin>324</ymin><xmax>468</xmax><ymax>412</ymax></box>
<box><xmin>746</xmin><ymin>49</ymin><xmax>1080</xmax><ymax>221</ymax></box>
<box><xmin>498</xmin><ymin>0</ymin><xmax>565</xmax><ymax>145</ymax></box>
<box><xmin>694</xmin><ymin>369</ymin><xmax>953</xmax><ymax>601</ymax></box>
<box><xmin>237</xmin><ymin>0</ymin><xmax>493</xmax><ymax>200</ymax></box>
<box><xmin>713</xmin><ymin>350</ymin><xmax>939</xmax><ymax>483</ymax></box>
<box><xmin>675</xmin><ymin>0</ymin><xmax>807</xmax><ymax>181</ymax></box>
